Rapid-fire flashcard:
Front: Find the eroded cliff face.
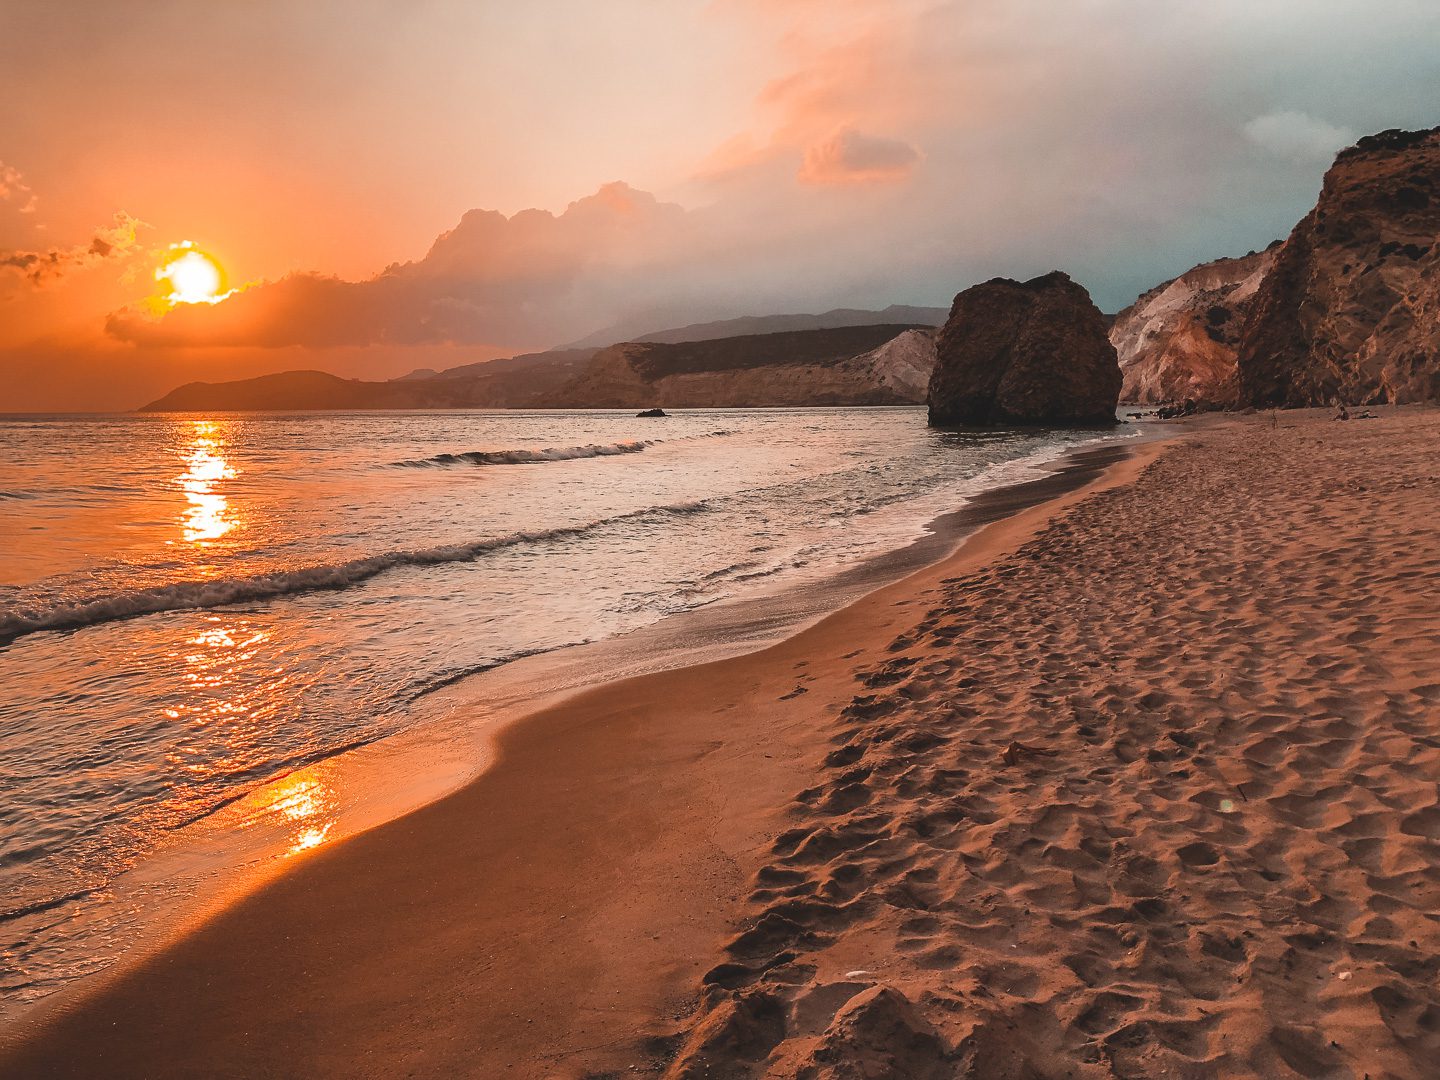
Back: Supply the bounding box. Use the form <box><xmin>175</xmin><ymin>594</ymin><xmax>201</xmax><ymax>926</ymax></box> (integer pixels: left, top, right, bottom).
<box><xmin>1111</xmin><ymin>246</ymin><xmax>1277</xmax><ymax>404</ymax></box>
<box><xmin>552</xmin><ymin>324</ymin><xmax>934</xmax><ymax>408</ymax></box>
<box><xmin>843</xmin><ymin>328</ymin><xmax>937</xmax><ymax>402</ymax></box>
<box><xmin>1237</xmin><ymin>126</ymin><xmax>1440</xmax><ymax>406</ymax></box>
<box><xmin>927</xmin><ymin>272</ymin><xmax>1120</xmax><ymax>427</ymax></box>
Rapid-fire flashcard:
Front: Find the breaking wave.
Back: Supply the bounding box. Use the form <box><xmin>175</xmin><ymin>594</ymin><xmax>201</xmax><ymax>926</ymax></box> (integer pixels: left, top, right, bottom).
<box><xmin>388</xmin><ymin>430</ymin><xmax>736</xmax><ymax>469</ymax></box>
<box><xmin>0</xmin><ymin>502</ymin><xmax>710</xmax><ymax>646</ymax></box>
<box><xmin>391</xmin><ymin>440</ymin><xmax>652</xmax><ymax>468</ymax></box>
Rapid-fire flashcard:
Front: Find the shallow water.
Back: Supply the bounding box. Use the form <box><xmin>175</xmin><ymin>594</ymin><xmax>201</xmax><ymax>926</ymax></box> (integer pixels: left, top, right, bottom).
<box><xmin>0</xmin><ymin>407</ymin><xmax>1115</xmax><ymax>1015</ymax></box>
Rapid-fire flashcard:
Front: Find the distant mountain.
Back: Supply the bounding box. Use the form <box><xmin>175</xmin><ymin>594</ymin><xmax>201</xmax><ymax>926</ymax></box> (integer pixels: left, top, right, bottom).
<box><xmin>553</xmin><ymin>324</ymin><xmax>934</xmax><ymax>408</ymax></box>
<box><xmin>391</xmin><ymin>348</ymin><xmax>597</xmax><ymax>384</ymax></box>
<box><xmin>139</xmin><ymin>326</ymin><xmax>934</xmax><ymax>411</ymax></box>
<box><xmin>561</xmin><ymin>305</ymin><xmax>948</xmax><ymax>350</ymax></box>
<box><xmin>141</xmin><ymin>370</ymin><xmax>436</xmax><ymax>412</ymax></box>
<box><xmin>141</xmin><ymin>348</ymin><xmax>594</xmax><ymax>412</ymax></box>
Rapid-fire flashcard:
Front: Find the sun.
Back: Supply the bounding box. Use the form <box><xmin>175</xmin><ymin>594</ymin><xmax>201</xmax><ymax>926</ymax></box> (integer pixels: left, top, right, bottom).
<box><xmin>156</xmin><ymin>242</ymin><xmax>230</xmax><ymax>305</ymax></box>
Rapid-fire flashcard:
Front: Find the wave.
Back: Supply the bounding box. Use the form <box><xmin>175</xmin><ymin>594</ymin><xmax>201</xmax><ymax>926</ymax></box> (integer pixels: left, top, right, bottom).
<box><xmin>388</xmin><ymin>430</ymin><xmax>736</xmax><ymax>469</ymax></box>
<box><xmin>0</xmin><ymin>490</ymin><xmax>35</xmax><ymax>501</ymax></box>
<box><xmin>0</xmin><ymin>501</ymin><xmax>710</xmax><ymax>646</ymax></box>
<box><xmin>391</xmin><ymin>440</ymin><xmax>652</xmax><ymax>468</ymax></box>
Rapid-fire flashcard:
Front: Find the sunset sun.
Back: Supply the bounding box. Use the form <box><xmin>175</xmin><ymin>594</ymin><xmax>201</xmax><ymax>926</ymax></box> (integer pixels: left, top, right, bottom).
<box><xmin>156</xmin><ymin>243</ymin><xmax>228</xmax><ymax>305</ymax></box>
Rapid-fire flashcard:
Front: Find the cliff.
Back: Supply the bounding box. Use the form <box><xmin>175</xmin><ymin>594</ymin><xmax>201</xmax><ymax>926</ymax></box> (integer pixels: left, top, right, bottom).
<box><xmin>1110</xmin><ymin>245</ymin><xmax>1278</xmax><ymax>404</ymax></box>
<box><xmin>551</xmin><ymin>324</ymin><xmax>934</xmax><ymax>408</ymax></box>
<box><xmin>1237</xmin><ymin>126</ymin><xmax>1440</xmax><ymax>406</ymax></box>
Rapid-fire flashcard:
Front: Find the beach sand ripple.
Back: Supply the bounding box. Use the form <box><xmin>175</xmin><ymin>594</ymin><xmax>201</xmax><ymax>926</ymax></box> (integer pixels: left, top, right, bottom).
<box><xmin>665</xmin><ymin>409</ymin><xmax>1440</xmax><ymax>1079</ymax></box>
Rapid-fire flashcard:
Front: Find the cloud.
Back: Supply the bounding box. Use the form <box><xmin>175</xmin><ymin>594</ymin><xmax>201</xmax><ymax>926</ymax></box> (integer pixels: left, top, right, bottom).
<box><xmin>1</xmin><ymin>211</ymin><xmax>146</xmax><ymax>284</ymax></box>
<box><xmin>1242</xmin><ymin>111</ymin><xmax>1356</xmax><ymax>162</ymax></box>
<box><xmin>106</xmin><ymin>183</ymin><xmax>694</xmax><ymax>348</ymax></box>
<box><xmin>95</xmin><ymin>1</ymin><xmax>1440</xmax><ymax>361</ymax></box>
<box><xmin>0</xmin><ymin>162</ymin><xmax>38</xmax><ymax>214</ymax></box>
<box><xmin>798</xmin><ymin>127</ymin><xmax>922</xmax><ymax>185</ymax></box>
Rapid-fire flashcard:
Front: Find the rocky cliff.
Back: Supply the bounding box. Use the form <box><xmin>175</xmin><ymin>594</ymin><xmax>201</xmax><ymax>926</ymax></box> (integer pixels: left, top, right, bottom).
<box><xmin>551</xmin><ymin>324</ymin><xmax>934</xmax><ymax>408</ymax></box>
<box><xmin>1111</xmin><ymin>245</ymin><xmax>1278</xmax><ymax>404</ymax></box>
<box><xmin>928</xmin><ymin>272</ymin><xmax>1120</xmax><ymax>426</ymax></box>
<box><xmin>1237</xmin><ymin>126</ymin><xmax>1440</xmax><ymax>406</ymax></box>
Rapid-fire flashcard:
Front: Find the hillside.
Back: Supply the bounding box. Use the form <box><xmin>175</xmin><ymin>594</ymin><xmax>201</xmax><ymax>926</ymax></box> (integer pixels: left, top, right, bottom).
<box><xmin>552</xmin><ymin>324</ymin><xmax>933</xmax><ymax>408</ymax></box>
<box><xmin>561</xmin><ymin>305</ymin><xmax>947</xmax><ymax>350</ymax></box>
<box><xmin>139</xmin><ymin>325</ymin><xmax>934</xmax><ymax>411</ymax></box>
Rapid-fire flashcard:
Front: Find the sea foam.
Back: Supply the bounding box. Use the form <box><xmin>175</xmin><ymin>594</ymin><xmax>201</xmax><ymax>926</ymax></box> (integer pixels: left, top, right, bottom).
<box><xmin>0</xmin><ymin>501</ymin><xmax>709</xmax><ymax>645</ymax></box>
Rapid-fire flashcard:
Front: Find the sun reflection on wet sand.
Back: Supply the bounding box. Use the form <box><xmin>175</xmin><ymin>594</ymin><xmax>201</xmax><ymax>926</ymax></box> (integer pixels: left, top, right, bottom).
<box><xmin>175</xmin><ymin>421</ymin><xmax>237</xmax><ymax>544</ymax></box>
<box><xmin>236</xmin><ymin>769</ymin><xmax>340</xmax><ymax>857</ymax></box>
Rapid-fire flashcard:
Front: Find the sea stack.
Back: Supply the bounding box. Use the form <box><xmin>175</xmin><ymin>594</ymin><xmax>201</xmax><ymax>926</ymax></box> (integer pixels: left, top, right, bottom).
<box><xmin>1237</xmin><ymin>126</ymin><xmax>1440</xmax><ymax>407</ymax></box>
<box><xmin>927</xmin><ymin>271</ymin><xmax>1121</xmax><ymax>426</ymax></box>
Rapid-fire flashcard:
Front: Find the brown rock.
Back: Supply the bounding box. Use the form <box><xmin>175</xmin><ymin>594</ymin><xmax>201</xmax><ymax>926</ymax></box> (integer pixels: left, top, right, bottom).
<box><xmin>927</xmin><ymin>271</ymin><xmax>1121</xmax><ymax>427</ymax></box>
<box><xmin>784</xmin><ymin>986</ymin><xmax>951</xmax><ymax>1080</ymax></box>
<box><xmin>1110</xmin><ymin>245</ymin><xmax>1278</xmax><ymax>405</ymax></box>
<box><xmin>1237</xmin><ymin>126</ymin><xmax>1440</xmax><ymax>406</ymax></box>
<box><xmin>664</xmin><ymin>989</ymin><xmax>787</xmax><ymax>1079</ymax></box>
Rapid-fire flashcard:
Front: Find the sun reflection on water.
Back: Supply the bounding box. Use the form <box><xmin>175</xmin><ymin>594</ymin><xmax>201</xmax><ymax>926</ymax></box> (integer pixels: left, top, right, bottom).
<box><xmin>236</xmin><ymin>770</ymin><xmax>340</xmax><ymax>857</ymax></box>
<box><xmin>175</xmin><ymin>420</ymin><xmax>237</xmax><ymax>544</ymax></box>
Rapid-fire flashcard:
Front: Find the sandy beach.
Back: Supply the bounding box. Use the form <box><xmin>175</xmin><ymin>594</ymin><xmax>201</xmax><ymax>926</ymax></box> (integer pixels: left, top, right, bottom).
<box><xmin>5</xmin><ymin>406</ymin><xmax>1440</xmax><ymax>1079</ymax></box>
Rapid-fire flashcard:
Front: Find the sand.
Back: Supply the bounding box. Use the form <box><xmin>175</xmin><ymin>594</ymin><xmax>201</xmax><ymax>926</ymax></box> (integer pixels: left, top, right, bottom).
<box><xmin>5</xmin><ymin>408</ymin><xmax>1439</xmax><ymax>1079</ymax></box>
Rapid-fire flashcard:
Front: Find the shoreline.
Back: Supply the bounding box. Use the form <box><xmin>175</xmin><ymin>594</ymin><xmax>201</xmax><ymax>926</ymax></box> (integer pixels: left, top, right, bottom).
<box><xmin>0</xmin><ymin>425</ymin><xmax>1164</xmax><ymax>1077</ymax></box>
<box><xmin>0</xmin><ymin>423</ymin><xmax>1140</xmax><ymax>1035</ymax></box>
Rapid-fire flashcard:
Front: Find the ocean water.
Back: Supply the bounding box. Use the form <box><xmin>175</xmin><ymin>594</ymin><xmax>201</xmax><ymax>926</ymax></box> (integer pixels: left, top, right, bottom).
<box><xmin>0</xmin><ymin>407</ymin><xmax>1118</xmax><ymax>1017</ymax></box>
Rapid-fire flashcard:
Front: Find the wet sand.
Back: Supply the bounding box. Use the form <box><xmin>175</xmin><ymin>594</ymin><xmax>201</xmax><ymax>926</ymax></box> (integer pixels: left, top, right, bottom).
<box><xmin>6</xmin><ymin>407</ymin><xmax>1439</xmax><ymax>1078</ymax></box>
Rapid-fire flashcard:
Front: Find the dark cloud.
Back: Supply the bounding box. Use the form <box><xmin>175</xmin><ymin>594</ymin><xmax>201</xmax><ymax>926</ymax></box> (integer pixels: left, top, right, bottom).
<box><xmin>1</xmin><ymin>211</ymin><xmax>145</xmax><ymax>284</ymax></box>
<box><xmin>797</xmin><ymin>127</ymin><xmax>922</xmax><ymax>185</ymax></box>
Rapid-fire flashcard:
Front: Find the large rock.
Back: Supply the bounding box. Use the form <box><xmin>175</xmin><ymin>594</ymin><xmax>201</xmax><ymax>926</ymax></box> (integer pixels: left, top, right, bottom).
<box><xmin>1111</xmin><ymin>245</ymin><xmax>1278</xmax><ymax>405</ymax></box>
<box><xmin>1237</xmin><ymin>126</ymin><xmax>1440</xmax><ymax>406</ymax></box>
<box><xmin>927</xmin><ymin>271</ymin><xmax>1121</xmax><ymax>426</ymax></box>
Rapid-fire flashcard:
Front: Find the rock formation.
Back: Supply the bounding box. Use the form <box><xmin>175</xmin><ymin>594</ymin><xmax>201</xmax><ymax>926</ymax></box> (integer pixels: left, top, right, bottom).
<box><xmin>927</xmin><ymin>271</ymin><xmax>1121</xmax><ymax>426</ymax></box>
<box><xmin>1110</xmin><ymin>245</ymin><xmax>1278</xmax><ymax>404</ymax></box>
<box><xmin>1237</xmin><ymin>126</ymin><xmax>1440</xmax><ymax>406</ymax></box>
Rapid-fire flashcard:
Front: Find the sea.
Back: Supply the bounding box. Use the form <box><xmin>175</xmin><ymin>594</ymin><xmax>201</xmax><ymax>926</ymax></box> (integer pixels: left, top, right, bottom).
<box><xmin>0</xmin><ymin>407</ymin><xmax>1124</xmax><ymax>1023</ymax></box>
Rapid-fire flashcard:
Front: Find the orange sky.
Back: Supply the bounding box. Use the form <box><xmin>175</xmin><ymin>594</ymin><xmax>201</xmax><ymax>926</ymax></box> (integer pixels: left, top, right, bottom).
<box><xmin>3</xmin><ymin>1</ymin><xmax>1438</xmax><ymax>410</ymax></box>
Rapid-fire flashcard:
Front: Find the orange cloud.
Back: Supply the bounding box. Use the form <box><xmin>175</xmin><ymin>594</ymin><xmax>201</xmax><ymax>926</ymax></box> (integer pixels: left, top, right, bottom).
<box><xmin>696</xmin><ymin>1</ymin><xmax>934</xmax><ymax>191</ymax></box>
<box><xmin>106</xmin><ymin>184</ymin><xmax>693</xmax><ymax>348</ymax></box>
<box><xmin>0</xmin><ymin>162</ymin><xmax>38</xmax><ymax>214</ymax></box>
<box><xmin>1</xmin><ymin>211</ymin><xmax>146</xmax><ymax>284</ymax></box>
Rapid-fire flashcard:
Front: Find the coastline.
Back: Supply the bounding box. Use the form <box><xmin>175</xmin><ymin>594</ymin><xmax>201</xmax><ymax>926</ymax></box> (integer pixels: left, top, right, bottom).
<box><xmin>0</xmin><ymin>426</ymin><xmax>1161</xmax><ymax>1077</ymax></box>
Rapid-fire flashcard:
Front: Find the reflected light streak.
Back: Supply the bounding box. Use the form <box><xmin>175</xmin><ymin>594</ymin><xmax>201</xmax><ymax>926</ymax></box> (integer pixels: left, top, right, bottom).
<box><xmin>236</xmin><ymin>770</ymin><xmax>341</xmax><ymax>857</ymax></box>
<box><xmin>176</xmin><ymin>421</ymin><xmax>238</xmax><ymax>544</ymax></box>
